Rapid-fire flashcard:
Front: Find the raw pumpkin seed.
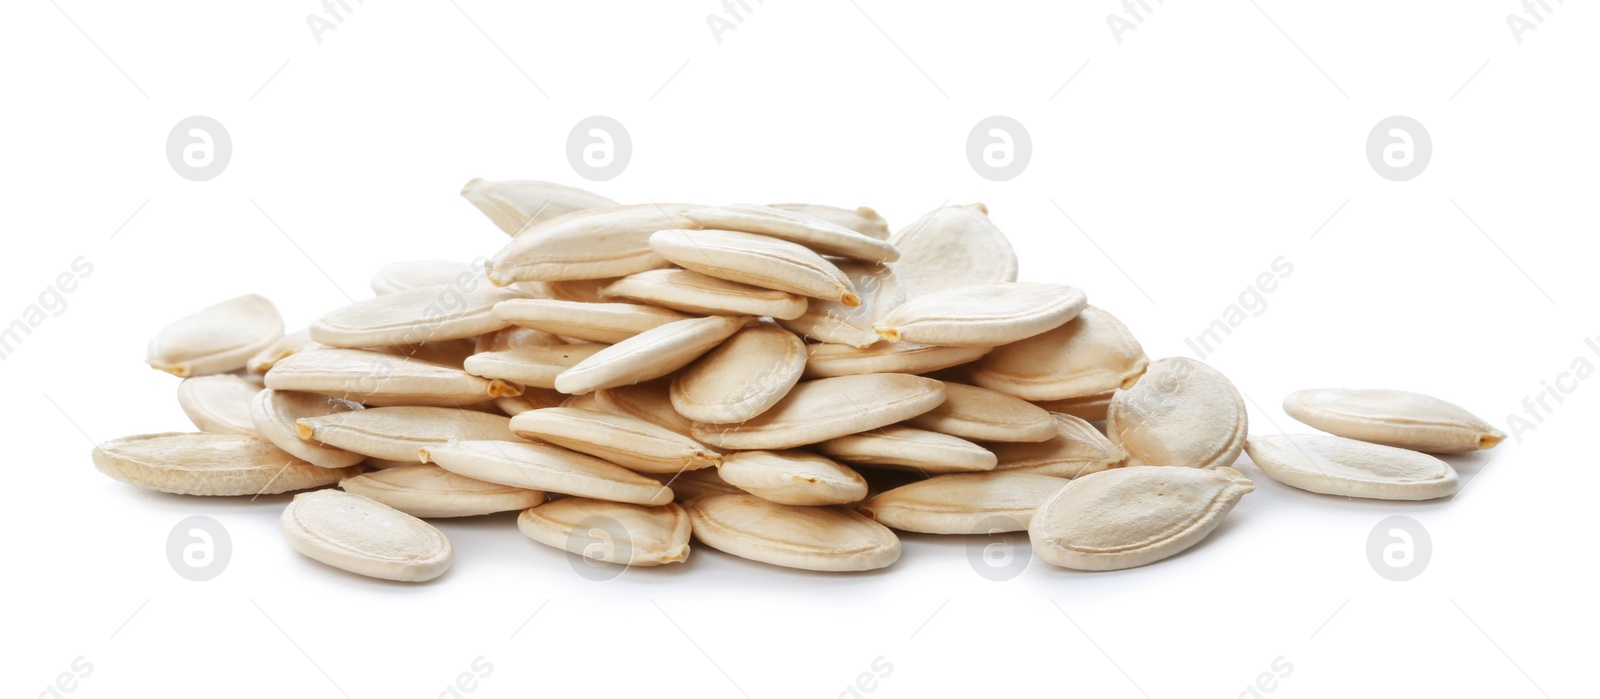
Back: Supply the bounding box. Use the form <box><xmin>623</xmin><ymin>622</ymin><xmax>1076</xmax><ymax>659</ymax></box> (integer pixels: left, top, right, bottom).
<box><xmin>670</xmin><ymin>323</ymin><xmax>806</xmax><ymax>424</ymax></box>
<box><xmin>860</xmin><ymin>472</ymin><xmax>1070</xmax><ymax>534</ymax></box>
<box><xmin>684</xmin><ymin>493</ymin><xmax>900</xmax><ymax>571</ymax></box>
<box><xmin>768</xmin><ymin>203</ymin><xmax>889</xmax><ymax>239</ymax></box>
<box><xmin>295</xmin><ymin>406</ymin><xmax>518</xmax><ymax>463</ymax></box>
<box><xmin>889</xmin><ymin>203</ymin><xmax>1017</xmax><ymax>298</ymax></box>
<box><xmin>147</xmin><ymin>294</ymin><xmax>285</xmax><ymax>377</ymax></box>
<box><xmin>601</xmin><ymin>268</ymin><xmax>809</xmax><ymax>320</ymax></box>
<box><xmin>989</xmin><ymin>413</ymin><xmax>1123</xmax><ymax>479</ymax></box>
<box><xmin>777</xmin><ymin>261</ymin><xmax>906</xmax><ymax>348</ymax></box>
<box><xmin>475</xmin><ymin>325</ymin><xmax>568</xmax><ymax>353</ymax></box>
<box><xmin>970</xmin><ymin>305</ymin><xmax>1148</xmax><ymax>401</ymax></box>
<box><xmin>265</xmin><ymin>348</ymin><xmax>509</xmax><ymax>406</ymax></box>
<box><xmin>487</xmin><ymin>203</ymin><xmax>697</xmax><ymax>284</ymax></box>
<box><xmin>717</xmin><ymin>450</ymin><xmax>868</xmax><ymax>506</ymax></box>
<box><xmin>176</xmin><ymin>374</ymin><xmax>263</xmax><ymax>436</ymax></box>
<box><xmin>905</xmin><ymin>382</ymin><xmax>1056</xmax><ymax>442</ymax></box>
<box><xmin>815</xmin><ymin>425</ymin><xmax>997</xmax><ymax>474</ymax></box>
<box><xmin>250</xmin><ymin>389</ymin><xmax>367</xmax><ymax>469</ymax></box>
<box><xmin>464</xmin><ymin>343</ymin><xmax>608</xmax><ymax>389</ymax></box>
<box><xmin>280</xmin><ymin>489</ymin><xmax>453</xmax><ymax>582</ymax></box>
<box><xmin>595</xmin><ymin>379</ymin><xmax>698</xmax><ymax>437</ymax></box>
<box><xmin>92</xmin><ymin>432</ymin><xmax>357</xmax><ymax>496</ymax></box>
<box><xmin>649</xmin><ymin>228</ymin><xmax>860</xmax><ymax>306</ymax></box>
<box><xmin>311</xmin><ymin>285</ymin><xmax>527</xmax><ymax>348</ymax></box>
<box><xmin>1032</xmin><ymin>391</ymin><xmax>1116</xmax><ymax>422</ymax></box>
<box><xmin>555</xmin><ymin>315</ymin><xmax>749</xmax><ymax>395</ymax></box>
<box><xmin>421</xmin><ymin>440</ymin><xmax>673</xmax><ymax>506</ymax></box>
<box><xmin>1106</xmin><ymin>357</ymin><xmax>1247</xmax><ymax>470</ymax></box>
<box><xmin>692</xmin><ymin>374</ymin><xmax>947</xmax><ymax>450</ymax></box>
<box><xmin>494</xmin><ymin>298</ymin><xmax>690</xmax><ymax>344</ymax></box>
<box><xmin>246</xmin><ymin>327</ymin><xmax>322</xmax><ymax>375</ymax></box>
<box><xmin>340</xmin><ymin>464</ymin><xmax>546</xmax><ymax>518</ymax></box>
<box><xmin>803</xmin><ymin>342</ymin><xmax>991</xmax><ymax>379</ymax></box>
<box><xmin>518</xmin><ymin>498</ymin><xmax>691</xmax><ymax>566</ymax></box>
<box><xmin>509</xmin><ymin>407</ymin><xmax>720</xmax><ymax>474</ymax></box>
<box><xmin>1244</xmin><ymin>434</ymin><xmax>1460</xmax><ymax>500</ymax></box>
<box><xmin>1282</xmin><ymin>388</ymin><xmax>1505</xmax><ymax>453</ymax></box>
<box><xmin>875</xmin><ymin>282</ymin><xmax>1087</xmax><ymax>347</ymax></box>
<box><xmin>460</xmin><ymin>178</ymin><xmax>619</xmax><ymax>236</ymax></box>
<box><xmin>683</xmin><ymin>203</ymin><xmax>900</xmax><ymax>262</ymax></box>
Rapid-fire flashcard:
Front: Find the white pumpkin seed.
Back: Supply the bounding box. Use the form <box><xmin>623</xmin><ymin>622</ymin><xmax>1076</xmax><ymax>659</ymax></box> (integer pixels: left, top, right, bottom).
<box><xmin>475</xmin><ymin>325</ymin><xmax>568</xmax><ymax>353</ymax></box>
<box><xmin>509</xmin><ymin>407</ymin><xmax>720</xmax><ymax>474</ymax></box>
<box><xmin>464</xmin><ymin>343</ymin><xmax>608</xmax><ymax>389</ymax></box>
<box><xmin>803</xmin><ymin>342</ymin><xmax>991</xmax><ymax>379</ymax></box>
<box><xmin>250</xmin><ymin>389</ymin><xmax>367</xmax><ymax>468</ymax></box>
<box><xmin>875</xmin><ymin>282</ymin><xmax>1087</xmax><ymax>347</ymax></box>
<box><xmin>1106</xmin><ymin>357</ymin><xmax>1247</xmax><ymax>470</ymax></box>
<box><xmin>815</xmin><ymin>425</ymin><xmax>997</xmax><ymax>474</ymax></box>
<box><xmin>989</xmin><ymin>413</ymin><xmax>1123</xmax><ymax>479</ymax></box>
<box><xmin>421</xmin><ymin>440</ymin><xmax>673</xmax><ymax>506</ymax></box>
<box><xmin>776</xmin><ymin>261</ymin><xmax>906</xmax><ymax>348</ymax></box>
<box><xmin>460</xmin><ymin>178</ymin><xmax>619</xmax><ymax>236</ymax></box>
<box><xmin>671</xmin><ymin>323</ymin><xmax>806</xmax><ymax>424</ymax></box>
<box><xmin>280</xmin><ymin>489</ymin><xmax>452</xmax><ymax>582</ymax></box>
<box><xmin>649</xmin><ymin>229</ymin><xmax>859</xmax><ymax>306</ymax></box>
<box><xmin>905</xmin><ymin>382</ymin><xmax>1055</xmax><ymax>442</ymax></box>
<box><xmin>970</xmin><ymin>306</ymin><xmax>1148</xmax><ymax>401</ymax></box>
<box><xmin>176</xmin><ymin>374</ymin><xmax>262</xmax><ymax>436</ymax></box>
<box><xmin>1245</xmin><ymin>434</ymin><xmax>1460</xmax><ymax>500</ymax></box>
<box><xmin>92</xmin><ymin>432</ymin><xmax>357</xmax><ymax>496</ymax></box>
<box><xmin>1029</xmin><ymin>466</ymin><xmax>1254</xmax><ymax>571</ymax></box>
<box><xmin>147</xmin><ymin>294</ymin><xmax>285</xmax><ymax>377</ymax></box>
<box><xmin>768</xmin><ymin>203</ymin><xmax>889</xmax><ymax>239</ymax></box>
<box><xmin>685</xmin><ymin>493</ymin><xmax>900</xmax><ymax>571</ymax></box>
<box><xmin>595</xmin><ymin>379</ymin><xmax>697</xmax><ymax>437</ymax></box>
<box><xmin>683</xmin><ymin>203</ymin><xmax>899</xmax><ymax>262</ymax></box>
<box><xmin>370</xmin><ymin>260</ymin><xmax>480</xmax><ymax>295</ymax></box>
<box><xmin>555</xmin><ymin>315</ymin><xmax>749</xmax><ymax>395</ymax></box>
<box><xmin>718</xmin><ymin>450</ymin><xmax>868</xmax><ymax>506</ymax></box>
<box><xmin>1033</xmin><ymin>391</ymin><xmax>1116</xmax><ymax>422</ymax></box>
<box><xmin>246</xmin><ymin>327</ymin><xmax>323</xmax><ymax>375</ymax></box>
<box><xmin>649</xmin><ymin>467</ymin><xmax>742</xmax><ymax>501</ymax></box>
<box><xmin>296</xmin><ymin>406</ymin><xmax>518</xmax><ymax>463</ymax></box>
<box><xmin>494</xmin><ymin>298</ymin><xmax>690</xmax><ymax>344</ymax></box>
<box><xmin>487</xmin><ymin>203</ymin><xmax>697</xmax><ymax>283</ymax></box>
<box><xmin>311</xmin><ymin>284</ymin><xmax>527</xmax><ymax>348</ymax></box>
<box><xmin>1282</xmin><ymin>388</ymin><xmax>1505</xmax><ymax>453</ymax></box>
<box><xmin>692</xmin><ymin>374</ymin><xmax>947</xmax><ymax>450</ymax></box>
<box><xmin>601</xmin><ymin>268</ymin><xmax>809</xmax><ymax>320</ymax></box>
<box><xmin>889</xmin><ymin>203</ymin><xmax>1017</xmax><ymax>298</ymax></box>
<box><xmin>340</xmin><ymin>464</ymin><xmax>545</xmax><ymax>518</ymax></box>
<box><xmin>265</xmin><ymin>348</ymin><xmax>508</xmax><ymax>406</ymax></box>
<box><xmin>860</xmin><ymin>472</ymin><xmax>1070</xmax><ymax>534</ymax></box>
<box><xmin>517</xmin><ymin>498</ymin><xmax>691</xmax><ymax>566</ymax></box>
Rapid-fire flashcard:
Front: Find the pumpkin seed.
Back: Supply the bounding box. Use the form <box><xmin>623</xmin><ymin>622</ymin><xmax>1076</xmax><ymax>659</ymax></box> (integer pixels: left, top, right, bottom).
<box><xmin>295</xmin><ymin>406</ymin><xmax>518</xmax><ymax>463</ymax></box>
<box><xmin>684</xmin><ymin>493</ymin><xmax>900</xmax><ymax>571</ymax></box>
<box><xmin>860</xmin><ymin>472</ymin><xmax>1070</xmax><ymax>534</ymax></box>
<box><xmin>671</xmin><ymin>323</ymin><xmax>806</xmax><ymax>424</ymax></box>
<box><xmin>494</xmin><ymin>387</ymin><xmax>568</xmax><ymax>416</ymax></box>
<box><xmin>777</xmin><ymin>261</ymin><xmax>906</xmax><ymax>348</ymax></box>
<box><xmin>803</xmin><ymin>342</ymin><xmax>991</xmax><ymax>379</ymax></box>
<box><xmin>555</xmin><ymin>315</ymin><xmax>749</xmax><ymax>395</ymax></box>
<box><xmin>1032</xmin><ymin>391</ymin><xmax>1116</xmax><ymax>422</ymax></box>
<box><xmin>1244</xmin><ymin>434</ymin><xmax>1460</xmax><ymax>500</ymax></box>
<box><xmin>718</xmin><ymin>450</ymin><xmax>868</xmax><ymax>506</ymax></box>
<box><xmin>487</xmin><ymin>203</ymin><xmax>697</xmax><ymax>284</ymax></box>
<box><xmin>692</xmin><ymin>374</ymin><xmax>947</xmax><ymax>450</ymax></box>
<box><xmin>683</xmin><ymin>203</ymin><xmax>900</xmax><ymax>262</ymax></box>
<box><xmin>475</xmin><ymin>325</ymin><xmax>568</xmax><ymax>353</ymax></box>
<box><xmin>905</xmin><ymin>382</ymin><xmax>1055</xmax><ymax>442</ymax></box>
<box><xmin>649</xmin><ymin>228</ymin><xmax>860</xmax><ymax>306</ymax></box>
<box><xmin>509</xmin><ymin>407</ymin><xmax>720</xmax><ymax>474</ymax></box>
<box><xmin>147</xmin><ymin>294</ymin><xmax>285</xmax><ymax>377</ymax></box>
<box><xmin>517</xmin><ymin>498</ymin><xmax>691</xmax><ymax>566</ymax></box>
<box><xmin>92</xmin><ymin>432</ymin><xmax>357</xmax><ymax>496</ymax></box>
<box><xmin>989</xmin><ymin>413</ymin><xmax>1123</xmax><ymax>479</ymax></box>
<box><xmin>280</xmin><ymin>489</ymin><xmax>453</xmax><ymax>582</ymax></box>
<box><xmin>494</xmin><ymin>298</ymin><xmax>690</xmax><ymax>344</ymax></box>
<box><xmin>1029</xmin><ymin>466</ymin><xmax>1254</xmax><ymax>571</ymax></box>
<box><xmin>601</xmin><ymin>268</ymin><xmax>809</xmax><ymax>320</ymax></box>
<box><xmin>815</xmin><ymin>425</ymin><xmax>997</xmax><ymax>474</ymax></box>
<box><xmin>370</xmin><ymin>259</ymin><xmax>479</xmax><ymax>295</ymax></box>
<box><xmin>265</xmin><ymin>348</ymin><xmax>507</xmax><ymax>406</ymax></box>
<box><xmin>464</xmin><ymin>343</ymin><xmax>608</xmax><ymax>389</ymax></box>
<box><xmin>250</xmin><ymin>389</ymin><xmax>367</xmax><ymax>468</ymax></box>
<box><xmin>460</xmin><ymin>178</ymin><xmax>619</xmax><ymax>236</ymax></box>
<box><xmin>311</xmin><ymin>285</ymin><xmax>527</xmax><ymax>348</ymax></box>
<box><xmin>768</xmin><ymin>203</ymin><xmax>889</xmax><ymax>239</ymax></box>
<box><xmin>420</xmin><ymin>440</ymin><xmax>673</xmax><ymax>506</ymax></box>
<box><xmin>649</xmin><ymin>467</ymin><xmax>742</xmax><ymax>501</ymax></box>
<box><xmin>544</xmin><ymin>277</ymin><xmax>618</xmax><ymax>303</ymax></box>
<box><xmin>595</xmin><ymin>379</ymin><xmax>697</xmax><ymax>437</ymax></box>
<box><xmin>246</xmin><ymin>327</ymin><xmax>322</xmax><ymax>375</ymax></box>
<box><xmin>875</xmin><ymin>282</ymin><xmax>1087</xmax><ymax>347</ymax></box>
<box><xmin>176</xmin><ymin>375</ymin><xmax>262</xmax><ymax>436</ymax></box>
<box><xmin>340</xmin><ymin>464</ymin><xmax>545</xmax><ymax>517</ymax></box>
<box><xmin>889</xmin><ymin>203</ymin><xmax>1017</xmax><ymax>298</ymax></box>
<box><xmin>1282</xmin><ymin>388</ymin><xmax>1505</xmax><ymax>453</ymax></box>
<box><xmin>1106</xmin><ymin>357</ymin><xmax>1247</xmax><ymax>470</ymax></box>
<box><xmin>970</xmin><ymin>305</ymin><xmax>1148</xmax><ymax>401</ymax></box>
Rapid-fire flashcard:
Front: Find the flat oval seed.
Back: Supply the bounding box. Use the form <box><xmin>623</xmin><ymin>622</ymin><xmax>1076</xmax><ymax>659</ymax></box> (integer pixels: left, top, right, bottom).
<box><xmin>768</xmin><ymin>203</ymin><xmax>889</xmax><ymax>239</ymax></box>
<box><xmin>476</xmin><ymin>326</ymin><xmax>567</xmax><ymax>353</ymax></box>
<box><xmin>989</xmin><ymin>413</ymin><xmax>1124</xmax><ymax>479</ymax></box>
<box><xmin>310</xmin><ymin>285</ymin><xmax>527</xmax><ymax>348</ymax></box>
<box><xmin>804</xmin><ymin>342</ymin><xmax>991</xmax><ymax>378</ymax></box>
<box><xmin>861</xmin><ymin>472</ymin><xmax>1070</xmax><ymax>534</ymax></box>
<box><xmin>718</xmin><ymin>450</ymin><xmax>868</xmax><ymax>506</ymax></box>
<box><xmin>460</xmin><ymin>178</ymin><xmax>619</xmax><ymax>236</ymax></box>
<box><xmin>970</xmin><ymin>306</ymin><xmax>1149</xmax><ymax>401</ymax></box>
<box><xmin>890</xmin><ymin>203</ymin><xmax>1017</xmax><ymax>298</ymax></box>
<box><xmin>648</xmin><ymin>467</ymin><xmax>742</xmax><ymax>501</ymax></box>
<box><xmin>265</xmin><ymin>348</ymin><xmax>504</xmax><ymax>406</ymax></box>
<box><xmin>875</xmin><ymin>282</ymin><xmax>1087</xmax><ymax>347</ymax></box>
<box><xmin>176</xmin><ymin>375</ymin><xmax>262</xmax><ymax>436</ymax></box>
<box><xmin>487</xmin><ymin>203</ymin><xmax>698</xmax><ymax>283</ymax></box>
<box><xmin>595</xmin><ymin>379</ymin><xmax>697</xmax><ymax>437</ymax></box>
<box><xmin>555</xmin><ymin>315</ymin><xmax>750</xmax><ymax>395</ymax></box>
<box><xmin>340</xmin><ymin>464</ymin><xmax>545</xmax><ymax>517</ymax></box>
<box><xmin>1283</xmin><ymin>388</ymin><xmax>1505</xmax><ymax>453</ymax></box>
<box><xmin>518</xmin><ymin>499</ymin><xmax>691</xmax><ymax>566</ymax></box>
<box><xmin>1107</xmin><ymin>357</ymin><xmax>1247</xmax><ymax>470</ymax></box>
<box><xmin>684</xmin><ymin>203</ymin><xmax>900</xmax><ymax>262</ymax></box>
<box><xmin>686</xmin><ymin>493</ymin><xmax>900</xmax><ymax>571</ymax></box>
<box><xmin>1033</xmin><ymin>391</ymin><xmax>1116</xmax><ymax>422</ymax></box>
<box><xmin>251</xmin><ymin>389</ymin><xmax>366</xmax><ymax>468</ymax></box>
<box><xmin>421</xmin><ymin>440</ymin><xmax>673</xmax><ymax>506</ymax></box>
<box><xmin>246</xmin><ymin>327</ymin><xmax>323</xmax><ymax>375</ymax></box>
<box><xmin>509</xmin><ymin>407</ymin><xmax>720</xmax><ymax>474</ymax></box>
<box><xmin>493</xmin><ymin>298</ymin><xmax>690</xmax><ymax>344</ymax></box>
<box><xmin>464</xmin><ymin>343</ymin><xmax>608</xmax><ymax>389</ymax></box>
<box><xmin>671</xmin><ymin>323</ymin><xmax>806</xmax><ymax>424</ymax></box>
<box><xmin>778</xmin><ymin>261</ymin><xmax>906</xmax><ymax>348</ymax></box>
<box><xmin>815</xmin><ymin>425</ymin><xmax>997</xmax><ymax>474</ymax></box>
<box><xmin>370</xmin><ymin>260</ymin><xmax>479</xmax><ymax>295</ymax></box>
<box><xmin>148</xmin><ymin>294</ymin><xmax>285</xmax><ymax>377</ymax></box>
<box><xmin>1244</xmin><ymin>434</ymin><xmax>1460</xmax><ymax>500</ymax></box>
<box><xmin>692</xmin><ymin>374</ymin><xmax>947</xmax><ymax>451</ymax></box>
<box><xmin>296</xmin><ymin>406</ymin><xmax>518</xmax><ymax>463</ymax></box>
<box><xmin>601</xmin><ymin>268</ymin><xmax>809</xmax><ymax>320</ymax></box>
<box><xmin>1029</xmin><ymin>466</ymin><xmax>1255</xmax><ymax>571</ymax></box>
<box><xmin>280</xmin><ymin>490</ymin><xmax>452</xmax><ymax>582</ymax></box>
<box><xmin>649</xmin><ymin>229</ymin><xmax>860</xmax><ymax>306</ymax></box>
<box><xmin>92</xmin><ymin>433</ymin><xmax>357</xmax><ymax>496</ymax></box>
<box><xmin>905</xmin><ymin>382</ymin><xmax>1055</xmax><ymax>442</ymax></box>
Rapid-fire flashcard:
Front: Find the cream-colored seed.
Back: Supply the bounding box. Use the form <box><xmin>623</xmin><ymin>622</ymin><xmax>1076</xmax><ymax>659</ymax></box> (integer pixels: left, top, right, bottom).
<box><xmin>683</xmin><ymin>203</ymin><xmax>900</xmax><ymax>262</ymax></box>
<box><xmin>778</xmin><ymin>261</ymin><xmax>906</xmax><ymax>348</ymax></box>
<box><xmin>464</xmin><ymin>343</ymin><xmax>608</xmax><ymax>389</ymax></box>
<box><xmin>555</xmin><ymin>315</ymin><xmax>749</xmax><ymax>395</ymax></box>
<box><xmin>815</xmin><ymin>425</ymin><xmax>997</xmax><ymax>474</ymax></box>
<box><xmin>649</xmin><ymin>228</ymin><xmax>860</xmax><ymax>306</ymax></box>
<box><xmin>769</xmin><ymin>203</ymin><xmax>889</xmax><ymax>239</ymax></box>
<box><xmin>692</xmin><ymin>374</ymin><xmax>947</xmax><ymax>451</ymax></box>
<box><xmin>989</xmin><ymin>413</ymin><xmax>1123</xmax><ymax>479</ymax></box>
<box><xmin>340</xmin><ymin>464</ymin><xmax>546</xmax><ymax>518</ymax></box>
<box><xmin>311</xmin><ymin>284</ymin><xmax>528</xmax><ymax>348</ymax></box>
<box><xmin>280</xmin><ymin>489</ymin><xmax>453</xmax><ymax>582</ymax></box>
<box><xmin>517</xmin><ymin>499</ymin><xmax>691</xmax><ymax>566</ymax></box>
<box><xmin>601</xmin><ymin>268</ymin><xmax>809</xmax><ymax>320</ymax></box>
<box><xmin>685</xmin><ymin>493</ymin><xmax>900</xmax><ymax>572</ymax></box>
<box><xmin>148</xmin><ymin>294</ymin><xmax>285</xmax><ymax>377</ymax></box>
<box><xmin>875</xmin><ymin>282</ymin><xmax>1088</xmax><ymax>347</ymax></box>
<box><xmin>460</xmin><ymin>178</ymin><xmax>619</xmax><ymax>236</ymax></box>
<box><xmin>296</xmin><ymin>406</ymin><xmax>519</xmax><ymax>463</ymax></box>
<box><xmin>250</xmin><ymin>389</ymin><xmax>367</xmax><ymax>469</ymax></box>
<box><xmin>494</xmin><ymin>298</ymin><xmax>690</xmax><ymax>344</ymax></box>
<box><xmin>889</xmin><ymin>203</ymin><xmax>1017</xmax><ymax>298</ymax></box>
<box><xmin>509</xmin><ymin>407</ymin><xmax>720</xmax><ymax>474</ymax></box>
<box><xmin>475</xmin><ymin>325</ymin><xmax>568</xmax><ymax>353</ymax></box>
<box><xmin>487</xmin><ymin>203</ymin><xmax>698</xmax><ymax>284</ymax></box>
<box><xmin>176</xmin><ymin>374</ymin><xmax>263</xmax><ymax>436</ymax></box>
<box><xmin>265</xmin><ymin>347</ymin><xmax>508</xmax><ymax>406</ymax></box>
<box><xmin>1106</xmin><ymin>357</ymin><xmax>1247</xmax><ymax>470</ymax></box>
<box><xmin>246</xmin><ymin>327</ymin><xmax>322</xmax><ymax>375</ymax></box>
<box><xmin>421</xmin><ymin>440</ymin><xmax>674</xmax><ymax>506</ymax></box>
<box><xmin>803</xmin><ymin>342</ymin><xmax>991</xmax><ymax>379</ymax></box>
<box><xmin>905</xmin><ymin>382</ymin><xmax>1056</xmax><ymax>443</ymax></box>
<box><xmin>92</xmin><ymin>432</ymin><xmax>358</xmax><ymax>496</ymax></box>
<box><xmin>970</xmin><ymin>306</ymin><xmax>1148</xmax><ymax>401</ymax></box>
<box><xmin>861</xmin><ymin>472</ymin><xmax>1070</xmax><ymax>534</ymax></box>
<box><xmin>1282</xmin><ymin>388</ymin><xmax>1505</xmax><ymax>453</ymax></box>
<box><xmin>717</xmin><ymin>450</ymin><xmax>868</xmax><ymax>506</ymax></box>
<box><xmin>671</xmin><ymin>323</ymin><xmax>806</xmax><ymax>424</ymax></box>
<box><xmin>1244</xmin><ymin>434</ymin><xmax>1460</xmax><ymax>500</ymax></box>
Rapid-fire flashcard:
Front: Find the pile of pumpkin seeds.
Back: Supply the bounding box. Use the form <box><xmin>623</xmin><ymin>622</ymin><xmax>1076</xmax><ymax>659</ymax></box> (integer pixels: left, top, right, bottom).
<box><xmin>92</xmin><ymin>180</ymin><xmax>1507</xmax><ymax>581</ymax></box>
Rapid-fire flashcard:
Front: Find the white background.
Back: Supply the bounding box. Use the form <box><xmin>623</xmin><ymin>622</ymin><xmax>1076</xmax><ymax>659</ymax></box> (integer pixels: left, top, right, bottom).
<box><xmin>3</xmin><ymin>1</ymin><xmax>1595</xmax><ymax>697</ymax></box>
